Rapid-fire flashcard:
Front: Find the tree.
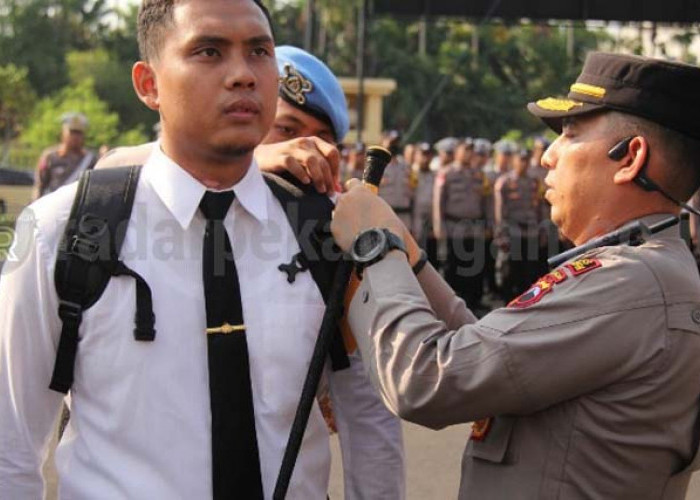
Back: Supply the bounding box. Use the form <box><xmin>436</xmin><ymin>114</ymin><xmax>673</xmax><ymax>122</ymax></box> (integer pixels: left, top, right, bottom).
<box><xmin>0</xmin><ymin>64</ymin><xmax>36</xmax><ymax>160</ymax></box>
<box><xmin>20</xmin><ymin>79</ymin><xmax>146</xmax><ymax>153</ymax></box>
<box><xmin>66</xmin><ymin>49</ymin><xmax>157</xmax><ymax>135</ymax></box>
<box><xmin>0</xmin><ymin>0</ymin><xmax>111</xmax><ymax>96</ymax></box>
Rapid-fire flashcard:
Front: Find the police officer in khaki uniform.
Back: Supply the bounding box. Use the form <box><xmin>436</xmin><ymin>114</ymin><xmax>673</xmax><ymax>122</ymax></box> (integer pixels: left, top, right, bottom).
<box><xmin>434</xmin><ymin>139</ymin><xmax>491</xmax><ymax>309</ymax></box>
<box><xmin>332</xmin><ymin>52</ymin><xmax>700</xmax><ymax>499</ymax></box>
<box><xmin>378</xmin><ymin>130</ymin><xmax>413</xmax><ymax>228</ymax></box>
<box><xmin>411</xmin><ymin>142</ymin><xmax>438</xmax><ymax>266</ymax></box>
<box><xmin>493</xmin><ymin>148</ymin><xmax>543</xmax><ymax>300</ymax></box>
<box><xmin>33</xmin><ymin>113</ymin><xmax>97</xmax><ymax>199</ymax></box>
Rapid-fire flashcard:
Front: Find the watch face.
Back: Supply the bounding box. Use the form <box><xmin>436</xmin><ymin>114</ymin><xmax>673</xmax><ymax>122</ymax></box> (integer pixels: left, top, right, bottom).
<box><xmin>353</xmin><ymin>228</ymin><xmax>387</xmax><ymax>262</ymax></box>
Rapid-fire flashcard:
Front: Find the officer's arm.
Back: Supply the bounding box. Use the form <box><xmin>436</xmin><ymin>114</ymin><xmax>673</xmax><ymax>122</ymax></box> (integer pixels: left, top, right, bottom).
<box><xmin>348</xmin><ymin>249</ymin><xmax>668</xmax><ymax>429</ymax></box>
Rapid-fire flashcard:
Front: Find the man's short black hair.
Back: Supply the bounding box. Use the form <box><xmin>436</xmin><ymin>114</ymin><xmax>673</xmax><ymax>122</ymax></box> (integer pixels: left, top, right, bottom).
<box><xmin>137</xmin><ymin>0</ymin><xmax>274</xmax><ymax>62</ymax></box>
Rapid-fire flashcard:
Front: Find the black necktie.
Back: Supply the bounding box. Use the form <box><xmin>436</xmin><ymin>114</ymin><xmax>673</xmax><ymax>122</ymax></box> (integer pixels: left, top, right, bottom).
<box><xmin>200</xmin><ymin>191</ymin><xmax>263</xmax><ymax>499</ymax></box>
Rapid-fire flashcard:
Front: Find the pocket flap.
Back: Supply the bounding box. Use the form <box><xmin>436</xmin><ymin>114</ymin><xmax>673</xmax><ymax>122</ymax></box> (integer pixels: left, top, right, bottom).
<box><xmin>466</xmin><ymin>415</ymin><xmax>516</xmax><ymax>464</ymax></box>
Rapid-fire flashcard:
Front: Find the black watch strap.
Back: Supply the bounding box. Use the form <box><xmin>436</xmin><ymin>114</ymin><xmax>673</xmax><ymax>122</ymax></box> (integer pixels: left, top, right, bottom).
<box><xmin>353</xmin><ymin>228</ymin><xmax>407</xmax><ymax>276</ymax></box>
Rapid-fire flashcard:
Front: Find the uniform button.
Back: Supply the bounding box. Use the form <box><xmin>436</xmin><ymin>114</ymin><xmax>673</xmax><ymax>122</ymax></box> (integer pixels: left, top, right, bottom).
<box><xmin>692</xmin><ymin>309</ymin><xmax>700</xmax><ymax>324</ymax></box>
<box><xmin>362</xmin><ymin>291</ymin><xmax>370</xmax><ymax>303</ymax></box>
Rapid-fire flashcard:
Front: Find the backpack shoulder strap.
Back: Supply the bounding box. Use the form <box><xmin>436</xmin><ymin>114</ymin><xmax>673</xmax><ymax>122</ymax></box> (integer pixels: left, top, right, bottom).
<box><xmin>263</xmin><ymin>172</ymin><xmax>349</xmax><ymax>371</ymax></box>
<box><xmin>51</xmin><ymin>165</ymin><xmax>154</xmax><ymax>393</ymax></box>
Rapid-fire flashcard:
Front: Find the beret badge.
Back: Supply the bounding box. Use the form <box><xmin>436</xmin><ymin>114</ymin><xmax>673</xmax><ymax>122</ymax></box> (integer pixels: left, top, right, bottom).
<box><xmin>279</xmin><ymin>63</ymin><xmax>314</xmax><ymax>105</ymax></box>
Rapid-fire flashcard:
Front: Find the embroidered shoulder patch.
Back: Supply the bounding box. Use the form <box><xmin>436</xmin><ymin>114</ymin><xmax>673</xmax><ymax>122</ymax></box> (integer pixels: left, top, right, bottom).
<box><xmin>507</xmin><ymin>268</ymin><xmax>567</xmax><ymax>309</ymax></box>
<box><xmin>565</xmin><ymin>258</ymin><xmax>602</xmax><ymax>276</ymax></box>
<box><xmin>507</xmin><ymin>279</ymin><xmax>554</xmax><ymax>308</ymax></box>
<box><xmin>471</xmin><ymin>418</ymin><xmax>492</xmax><ymax>441</ymax></box>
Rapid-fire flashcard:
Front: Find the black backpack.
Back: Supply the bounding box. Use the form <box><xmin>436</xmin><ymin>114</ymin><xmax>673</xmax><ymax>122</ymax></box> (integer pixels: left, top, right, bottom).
<box><xmin>50</xmin><ymin>165</ymin><xmax>348</xmax><ymax>394</ymax></box>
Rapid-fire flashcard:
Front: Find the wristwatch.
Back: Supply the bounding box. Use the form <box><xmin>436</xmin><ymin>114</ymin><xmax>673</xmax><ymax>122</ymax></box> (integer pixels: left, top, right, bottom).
<box><xmin>350</xmin><ymin>228</ymin><xmax>407</xmax><ymax>275</ymax></box>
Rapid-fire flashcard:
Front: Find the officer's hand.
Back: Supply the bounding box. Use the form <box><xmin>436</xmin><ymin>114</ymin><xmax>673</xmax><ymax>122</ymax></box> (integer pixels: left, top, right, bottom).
<box><xmin>331</xmin><ymin>179</ymin><xmax>406</xmax><ymax>252</ymax></box>
<box><xmin>255</xmin><ymin>137</ymin><xmax>340</xmax><ymax>194</ymax></box>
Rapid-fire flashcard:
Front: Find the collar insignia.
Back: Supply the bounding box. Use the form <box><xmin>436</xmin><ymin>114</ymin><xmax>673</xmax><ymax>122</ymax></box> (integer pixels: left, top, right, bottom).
<box><xmin>565</xmin><ymin>257</ymin><xmax>602</xmax><ymax>276</ymax></box>
<box><xmin>279</xmin><ymin>63</ymin><xmax>314</xmax><ymax>105</ymax></box>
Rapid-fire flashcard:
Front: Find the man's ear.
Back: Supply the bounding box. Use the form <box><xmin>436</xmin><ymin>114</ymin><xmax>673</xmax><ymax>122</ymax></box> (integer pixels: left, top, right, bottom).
<box><xmin>132</xmin><ymin>61</ymin><xmax>159</xmax><ymax>111</ymax></box>
<box><xmin>613</xmin><ymin>136</ymin><xmax>648</xmax><ymax>185</ymax></box>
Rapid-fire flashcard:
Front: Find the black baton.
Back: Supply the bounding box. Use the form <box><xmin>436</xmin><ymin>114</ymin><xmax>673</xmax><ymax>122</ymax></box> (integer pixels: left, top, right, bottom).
<box><xmin>273</xmin><ymin>146</ymin><xmax>392</xmax><ymax>499</ymax></box>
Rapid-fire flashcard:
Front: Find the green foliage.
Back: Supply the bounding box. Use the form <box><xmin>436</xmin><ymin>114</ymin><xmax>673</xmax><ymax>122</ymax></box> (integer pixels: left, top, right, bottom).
<box><xmin>0</xmin><ymin>64</ymin><xmax>37</xmax><ymax>140</ymax></box>
<box><xmin>20</xmin><ymin>79</ymin><xmax>120</xmax><ymax>151</ymax></box>
<box><xmin>0</xmin><ymin>0</ymin><xmax>111</xmax><ymax>96</ymax></box>
<box><xmin>66</xmin><ymin>49</ymin><xmax>157</xmax><ymax>134</ymax></box>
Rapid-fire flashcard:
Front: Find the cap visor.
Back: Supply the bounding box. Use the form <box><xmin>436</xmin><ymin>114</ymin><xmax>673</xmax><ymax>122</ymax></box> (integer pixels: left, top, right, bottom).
<box><xmin>527</xmin><ymin>98</ymin><xmax>604</xmax><ymax>133</ymax></box>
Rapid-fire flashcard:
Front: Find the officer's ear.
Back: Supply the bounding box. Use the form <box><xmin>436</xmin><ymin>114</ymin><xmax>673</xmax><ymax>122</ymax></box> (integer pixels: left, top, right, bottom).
<box><xmin>132</xmin><ymin>61</ymin><xmax>159</xmax><ymax>111</ymax></box>
<box><xmin>612</xmin><ymin>136</ymin><xmax>648</xmax><ymax>185</ymax></box>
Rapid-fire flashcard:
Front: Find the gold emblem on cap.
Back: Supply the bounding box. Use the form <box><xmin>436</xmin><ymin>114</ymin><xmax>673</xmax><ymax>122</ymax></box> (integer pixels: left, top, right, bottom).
<box><xmin>570</xmin><ymin>83</ymin><xmax>606</xmax><ymax>99</ymax></box>
<box><xmin>536</xmin><ymin>98</ymin><xmax>584</xmax><ymax>112</ymax></box>
<box><xmin>279</xmin><ymin>63</ymin><xmax>313</xmax><ymax>105</ymax></box>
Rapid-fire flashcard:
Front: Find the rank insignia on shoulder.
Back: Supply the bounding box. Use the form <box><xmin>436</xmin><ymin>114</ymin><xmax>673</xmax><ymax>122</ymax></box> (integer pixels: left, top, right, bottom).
<box><xmin>566</xmin><ymin>258</ymin><xmax>602</xmax><ymax>277</ymax></box>
<box><xmin>471</xmin><ymin>418</ymin><xmax>492</xmax><ymax>441</ymax></box>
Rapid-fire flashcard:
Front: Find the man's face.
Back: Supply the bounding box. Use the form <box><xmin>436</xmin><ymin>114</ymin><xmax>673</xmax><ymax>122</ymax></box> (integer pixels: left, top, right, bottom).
<box><xmin>62</xmin><ymin>128</ymin><xmax>85</xmax><ymax>151</ymax></box>
<box><xmin>541</xmin><ymin>112</ymin><xmax>617</xmax><ymax>243</ymax></box>
<box><xmin>151</xmin><ymin>0</ymin><xmax>278</xmax><ymax>160</ymax></box>
<box><xmin>262</xmin><ymin>98</ymin><xmax>335</xmax><ymax>145</ymax></box>
<box><xmin>513</xmin><ymin>155</ymin><xmax>529</xmax><ymax>176</ymax></box>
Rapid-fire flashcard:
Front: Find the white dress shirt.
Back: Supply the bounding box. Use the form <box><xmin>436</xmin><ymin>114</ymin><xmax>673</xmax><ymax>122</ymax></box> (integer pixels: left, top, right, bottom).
<box><xmin>0</xmin><ymin>146</ymin><xmax>336</xmax><ymax>499</ymax></box>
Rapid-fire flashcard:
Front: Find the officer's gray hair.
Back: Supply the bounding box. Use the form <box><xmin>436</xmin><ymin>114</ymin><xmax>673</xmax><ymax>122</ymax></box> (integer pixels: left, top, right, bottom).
<box><xmin>605</xmin><ymin>111</ymin><xmax>700</xmax><ymax>201</ymax></box>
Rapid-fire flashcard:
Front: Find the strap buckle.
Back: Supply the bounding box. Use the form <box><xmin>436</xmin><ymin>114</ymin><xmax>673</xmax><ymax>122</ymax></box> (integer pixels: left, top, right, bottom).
<box><xmin>58</xmin><ymin>300</ymin><xmax>83</xmax><ymax>323</ymax></box>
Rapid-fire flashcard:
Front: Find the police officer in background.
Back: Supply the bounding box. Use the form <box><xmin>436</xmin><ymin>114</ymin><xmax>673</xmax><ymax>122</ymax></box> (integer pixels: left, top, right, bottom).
<box><xmin>493</xmin><ymin>147</ymin><xmax>543</xmax><ymax>300</ymax></box>
<box><xmin>343</xmin><ymin>142</ymin><xmax>366</xmax><ymax>184</ymax></box>
<box><xmin>378</xmin><ymin>130</ymin><xmax>413</xmax><ymax>228</ymax></box>
<box><xmin>33</xmin><ymin>113</ymin><xmax>97</xmax><ymax>200</ymax></box>
<box><xmin>434</xmin><ymin>138</ymin><xmax>491</xmax><ymax>310</ymax></box>
<box><xmin>411</xmin><ymin>142</ymin><xmax>438</xmax><ymax>266</ymax></box>
<box><xmin>430</xmin><ymin>136</ymin><xmax>458</xmax><ymax>171</ymax></box>
<box><xmin>332</xmin><ymin>52</ymin><xmax>700</xmax><ymax>499</ymax></box>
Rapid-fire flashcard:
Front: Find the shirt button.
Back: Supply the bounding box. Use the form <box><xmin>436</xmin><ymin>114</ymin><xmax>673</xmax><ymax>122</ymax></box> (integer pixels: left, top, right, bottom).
<box><xmin>691</xmin><ymin>309</ymin><xmax>700</xmax><ymax>324</ymax></box>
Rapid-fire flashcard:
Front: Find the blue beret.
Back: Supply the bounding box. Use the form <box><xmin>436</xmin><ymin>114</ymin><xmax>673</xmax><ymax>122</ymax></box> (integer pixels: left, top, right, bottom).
<box><xmin>276</xmin><ymin>46</ymin><xmax>349</xmax><ymax>142</ymax></box>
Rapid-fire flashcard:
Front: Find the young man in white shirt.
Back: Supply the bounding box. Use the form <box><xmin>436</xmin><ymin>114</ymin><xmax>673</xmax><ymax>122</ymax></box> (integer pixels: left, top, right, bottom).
<box><xmin>0</xmin><ymin>1</ymin><xmax>392</xmax><ymax>498</ymax></box>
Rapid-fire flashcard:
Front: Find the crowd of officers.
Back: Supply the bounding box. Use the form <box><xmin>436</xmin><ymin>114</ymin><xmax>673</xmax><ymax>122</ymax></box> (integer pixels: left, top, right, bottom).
<box><xmin>340</xmin><ymin>131</ymin><xmax>566</xmax><ymax>312</ymax></box>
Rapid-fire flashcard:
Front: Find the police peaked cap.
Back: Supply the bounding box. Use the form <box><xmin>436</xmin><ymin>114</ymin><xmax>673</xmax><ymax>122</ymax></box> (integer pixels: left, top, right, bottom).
<box><xmin>528</xmin><ymin>52</ymin><xmax>700</xmax><ymax>140</ymax></box>
<box><xmin>276</xmin><ymin>45</ymin><xmax>349</xmax><ymax>142</ymax></box>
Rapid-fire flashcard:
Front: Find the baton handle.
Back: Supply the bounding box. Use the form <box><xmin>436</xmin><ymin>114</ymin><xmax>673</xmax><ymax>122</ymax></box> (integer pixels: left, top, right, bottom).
<box><xmin>273</xmin><ymin>145</ymin><xmax>392</xmax><ymax>500</ymax></box>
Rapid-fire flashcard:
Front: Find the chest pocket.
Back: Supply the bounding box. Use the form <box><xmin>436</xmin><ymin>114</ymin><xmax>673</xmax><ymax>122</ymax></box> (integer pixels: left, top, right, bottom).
<box><xmin>466</xmin><ymin>415</ymin><xmax>518</xmax><ymax>464</ymax></box>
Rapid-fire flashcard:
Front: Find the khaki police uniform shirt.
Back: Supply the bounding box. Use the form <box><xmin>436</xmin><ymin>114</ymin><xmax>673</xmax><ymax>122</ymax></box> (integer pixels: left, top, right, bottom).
<box><xmin>349</xmin><ymin>214</ymin><xmax>700</xmax><ymax>499</ymax></box>
<box><xmin>494</xmin><ymin>170</ymin><xmax>541</xmax><ymax>238</ymax></box>
<box><xmin>411</xmin><ymin>169</ymin><xmax>435</xmax><ymax>240</ymax></box>
<box><xmin>434</xmin><ymin>165</ymin><xmax>491</xmax><ymax>239</ymax></box>
<box><xmin>35</xmin><ymin>147</ymin><xmax>96</xmax><ymax>198</ymax></box>
<box><xmin>378</xmin><ymin>158</ymin><xmax>413</xmax><ymax>227</ymax></box>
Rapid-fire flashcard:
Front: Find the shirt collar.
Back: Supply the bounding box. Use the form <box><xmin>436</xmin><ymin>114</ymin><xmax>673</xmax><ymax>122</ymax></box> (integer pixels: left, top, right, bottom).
<box><xmin>142</xmin><ymin>142</ymin><xmax>269</xmax><ymax>230</ymax></box>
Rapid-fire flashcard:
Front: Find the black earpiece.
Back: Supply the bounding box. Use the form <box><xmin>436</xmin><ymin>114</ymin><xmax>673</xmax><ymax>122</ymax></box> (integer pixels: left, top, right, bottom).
<box><xmin>607</xmin><ymin>136</ymin><xmax>659</xmax><ymax>192</ymax></box>
<box><xmin>607</xmin><ymin>136</ymin><xmax>635</xmax><ymax>161</ymax></box>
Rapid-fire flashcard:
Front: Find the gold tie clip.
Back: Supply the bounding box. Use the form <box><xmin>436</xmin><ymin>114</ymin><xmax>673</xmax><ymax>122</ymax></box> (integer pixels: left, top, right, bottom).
<box><xmin>205</xmin><ymin>322</ymin><xmax>246</xmax><ymax>335</ymax></box>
